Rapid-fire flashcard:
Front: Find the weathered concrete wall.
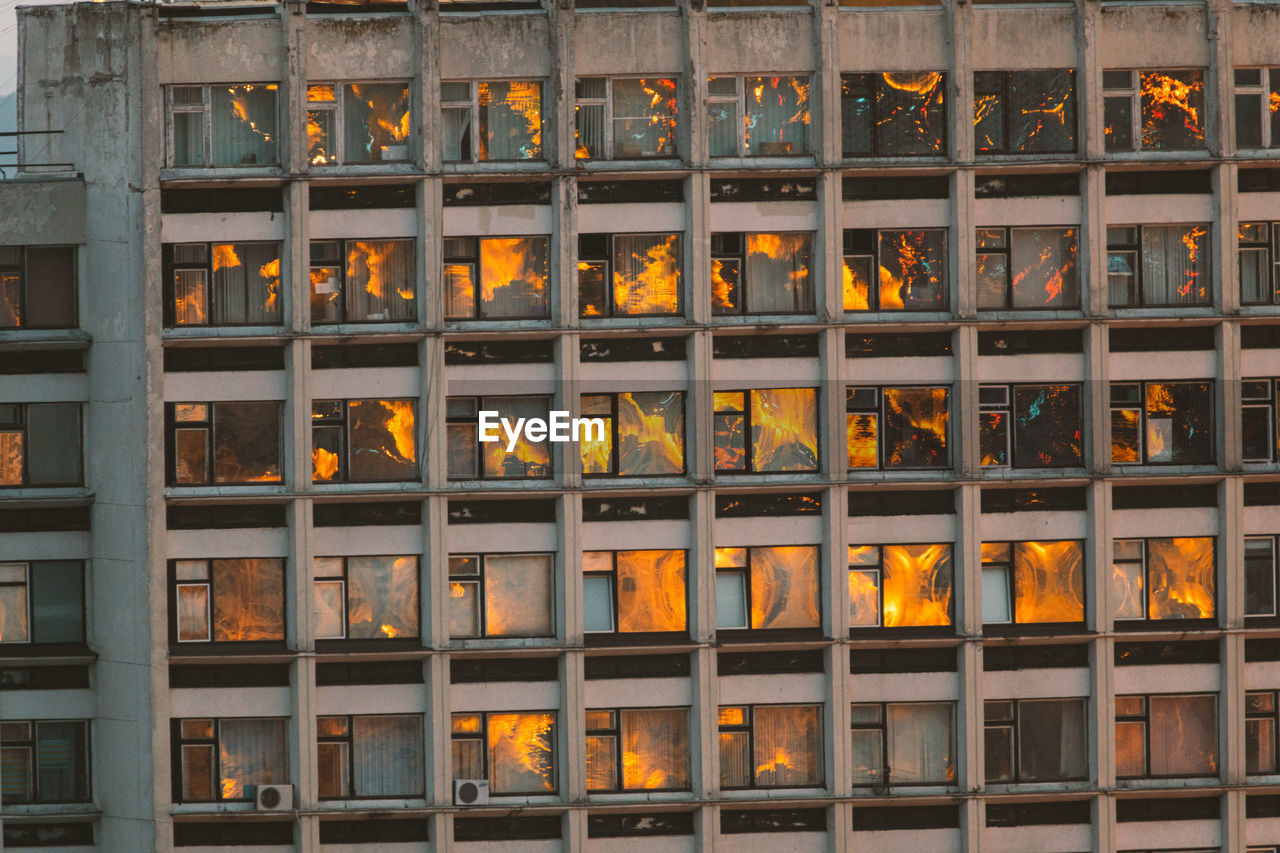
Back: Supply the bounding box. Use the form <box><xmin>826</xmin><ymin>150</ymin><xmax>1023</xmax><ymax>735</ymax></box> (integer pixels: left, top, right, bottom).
<box><xmin>970</xmin><ymin>6</ymin><xmax>1076</xmax><ymax>70</ymax></box>
<box><xmin>705</xmin><ymin>11</ymin><xmax>815</xmax><ymax>73</ymax></box>
<box><xmin>157</xmin><ymin>18</ymin><xmax>283</xmax><ymax>82</ymax></box>
<box><xmin>0</xmin><ymin>178</ymin><xmax>84</xmax><ymax>244</ymax></box>
<box><xmin>572</xmin><ymin>12</ymin><xmax>682</xmax><ymax>75</ymax></box>
<box><xmin>1100</xmin><ymin>4</ymin><xmax>1209</xmax><ymax>66</ymax></box>
<box><xmin>308</xmin><ymin>16</ymin><xmax>415</xmax><ymax>80</ymax></box>
<box><xmin>439</xmin><ymin>15</ymin><xmax>553</xmax><ymax>78</ymax></box>
<box><xmin>838</xmin><ymin>10</ymin><xmax>947</xmax><ymax>69</ymax></box>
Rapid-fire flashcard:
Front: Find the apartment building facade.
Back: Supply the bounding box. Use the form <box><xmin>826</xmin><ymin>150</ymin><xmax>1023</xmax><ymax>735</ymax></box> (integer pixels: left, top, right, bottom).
<box><xmin>6</xmin><ymin>0</ymin><xmax>1280</xmax><ymax>850</ymax></box>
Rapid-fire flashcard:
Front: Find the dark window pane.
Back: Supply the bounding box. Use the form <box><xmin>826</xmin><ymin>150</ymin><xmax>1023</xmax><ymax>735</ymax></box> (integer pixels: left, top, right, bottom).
<box><xmin>875</xmin><ymin>73</ymin><xmax>946</xmax><ymax>156</ymax></box>
<box><xmin>348</xmin><ymin>400</ymin><xmax>417</xmax><ymax>482</ymax></box>
<box><xmin>1012</xmin><ymin>385</ymin><xmax>1081</xmax><ymax>468</ymax></box>
<box><xmin>1238</xmin><ymin>92</ymin><xmax>1263</xmax><ymax>149</ymax></box>
<box><xmin>1145</xmin><ymin>382</ymin><xmax>1213</xmax><ymax>465</ymax></box>
<box><xmin>840</xmin><ymin>76</ymin><xmax>873</xmax><ymax>156</ymax></box>
<box><xmin>1104</xmin><ymin>97</ymin><xmax>1132</xmax><ymax>151</ymax></box>
<box><xmin>1243</xmin><ymin>404</ymin><xmax>1272</xmax><ymax>460</ymax></box>
<box><xmin>23</xmin><ymin>247</ymin><xmax>77</xmax><ymax>328</ymax></box>
<box><xmin>1017</xmin><ymin>699</ymin><xmax>1086</xmax><ymax>781</ymax></box>
<box><xmin>35</xmin><ymin>721</ymin><xmax>89</xmax><ymax>802</ymax></box>
<box><xmin>1245</xmin><ymin>539</ymin><xmax>1276</xmax><ymax>617</ymax></box>
<box><xmin>878</xmin><ymin>230</ymin><xmax>947</xmax><ymax>310</ymax></box>
<box><xmin>1140</xmin><ymin>70</ymin><xmax>1205</xmax><ymax>150</ymax></box>
<box><xmin>26</xmin><ymin>403</ymin><xmax>81</xmax><ymax>486</ymax></box>
<box><xmin>31</xmin><ymin>561</ymin><xmax>83</xmax><ymax>643</ymax></box>
<box><xmin>883</xmin><ymin>387</ymin><xmax>949</xmax><ymax>469</ymax></box>
<box><xmin>1007</xmin><ymin>70</ymin><xmax>1076</xmax><ymax>153</ymax></box>
<box><xmin>984</xmin><ymin>726</ymin><xmax>1013</xmax><ymax>783</ymax></box>
<box><xmin>213</xmin><ymin>402</ymin><xmax>281</xmax><ymax>483</ymax></box>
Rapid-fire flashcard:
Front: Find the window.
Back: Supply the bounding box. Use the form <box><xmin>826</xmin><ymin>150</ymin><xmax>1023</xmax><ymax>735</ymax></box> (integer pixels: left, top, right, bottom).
<box><xmin>708</xmin><ymin>75</ymin><xmax>811</xmax><ymax>157</ymax></box>
<box><xmin>580</xmin><ymin>391</ymin><xmax>686</xmax><ymax>477</ymax></box>
<box><xmin>850</xmin><ymin>702</ymin><xmax>954</xmax><ymax>787</ymax></box>
<box><xmin>0</xmin><ymin>404</ymin><xmax>80</xmax><ymax>488</ymax></box>
<box><xmin>975</xmin><ymin>228</ymin><xmax>1079</xmax><ymax>309</ymax></box>
<box><xmin>1103</xmin><ymin>70</ymin><xmax>1205</xmax><ymax>152</ymax></box>
<box><xmin>169</xmin><ymin>401</ymin><xmax>280</xmax><ymax>485</ymax></box>
<box><xmin>1109</xmin><ymin>382</ymin><xmax>1213</xmax><ymax>465</ymax></box>
<box><xmin>1115</xmin><ymin>694</ymin><xmax>1217</xmax><ymax>778</ymax></box>
<box><xmin>984</xmin><ymin>699</ymin><xmax>1086</xmax><ymax>783</ymax></box>
<box><xmin>0</xmin><ymin>561</ymin><xmax>83</xmax><ymax>645</ymax></box>
<box><xmin>167</xmin><ymin>84</ymin><xmax>279</xmax><ymax>167</ymax></box>
<box><xmin>973</xmin><ymin>70</ymin><xmax>1077</xmax><ymax>154</ymax></box>
<box><xmin>1244</xmin><ymin>379</ymin><xmax>1280</xmax><ymax>462</ymax></box>
<box><xmin>981</xmin><ymin>541</ymin><xmax>1084</xmax><ymax>625</ymax></box>
<box><xmin>1111</xmin><ymin>538</ymin><xmax>1215</xmax><ymax>623</ymax></box>
<box><xmin>714</xmin><ymin>388</ymin><xmax>819</xmax><ymax>473</ymax></box>
<box><xmin>711</xmin><ymin>232</ymin><xmax>814</xmax><ymax>315</ymax></box>
<box><xmin>979</xmin><ymin>384</ymin><xmax>1082</xmax><ymax>468</ymax></box>
<box><xmin>1239</xmin><ymin>223</ymin><xmax>1280</xmax><ymax>305</ymax></box>
<box><xmin>719</xmin><ymin>705</ymin><xmax>822</xmax><ymax>788</ymax></box>
<box><xmin>578</xmin><ymin>233</ymin><xmax>682</xmax><ymax>317</ymax></box>
<box><xmin>585</xmin><ymin>708</ymin><xmax>689</xmax><ymax>792</ymax></box>
<box><xmin>441</xmin><ymin>81</ymin><xmax>543</xmax><ymax>162</ymax></box>
<box><xmin>575</xmin><ymin>77</ymin><xmax>678</xmax><ymax>160</ymax></box>
<box><xmin>583</xmin><ymin>550</ymin><xmax>686</xmax><ymax>635</ymax></box>
<box><xmin>840</xmin><ymin>72</ymin><xmax>945</xmax><ymax>157</ymax></box>
<box><xmin>172</xmin><ymin>559</ymin><xmax>284</xmax><ymax>644</ymax></box>
<box><xmin>714</xmin><ymin>546</ymin><xmax>820</xmax><ymax>631</ymax></box>
<box><xmin>846</xmin><ymin>386</ymin><xmax>950</xmax><ymax>470</ymax></box>
<box><xmin>1235</xmin><ymin>68</ymin><xmax>1280</xmax><ymax>149</ymax></box>
<box><xmin>1106</xmin><ymin>225</ymin><xmax>1209</xmax><ymax>307</ymax></box>
<box><xmin>306</xmin><ymin>82</ymin><xmax>412</xmax><ymax>164</ymax></box>
<box><xmin>445</xmin><ymin>396</ymin><xmax>552</xmax><ymax>480</ymax></box>
<box><xmin>848</xmin><ymin>544</ymin><xmax>953</xmax><ymax>628</ymax></box>
<box><xmin>1248</xmin><ymin>691</ymin><xmax>1280</xmax><ymax>775</ymax></box>
<box><xmin>448</xmin><ymin>553</ymin><xmax>554</xmax><ymax>639</ymax></box>
<box><xmin>313</xmin><ymin>556</ymin><xmax>420</xmax><ymax>640</ymax></box>
<box><xmin>166</xmin><ymin>243</ymin><xmax>282</xmax><ymax>329</ymax></box>
<box><xmin>175</xmin><ymin>717</ymin><xmax>287</xmax><ymax>802</ymax></box>
<box><xmin>1247</xmin><ymin>536</ymin><xmax>1278</xmax><ymax>617</ymax></box>
<box><xmin>451</xmin><ymin>712</ymin><xmax>556</xmax><ymax>794</ymax></box>
<box><xmin>0</xmin><ymin>721</ymin><xmax>89</xmax><ymax>803</ymax></box>
<box><xmin>309</xmin><ymin>239</ymin><xmax>415</xmax><ymax>324</ymax></box>
<box><xmin>443</xmin><ymin>236</ymin><xmax>550</xmax><ymax>320</ymax></box>
<box><xmin>317</xmin><ymin>715</ymin><xmax>423</xmax><ymax>798</ymax></box>
<box><xmin>843</xmin><ymin>229</ymin><xmax>947</xmax><ymax>312</ymax></box>
<box><xmin>0</xmin><ymin>246</ymin><xmax>76</xmax><ymax>329</ymax></box>
<box><xmin>312</xmin><ymin>399</ymin><xmax>417</xmax><ymax>483</ymax></box>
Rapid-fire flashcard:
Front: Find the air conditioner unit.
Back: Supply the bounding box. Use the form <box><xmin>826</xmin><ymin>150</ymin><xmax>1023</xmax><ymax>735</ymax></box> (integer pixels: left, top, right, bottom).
<box><xmin>454</xmin><ymin>778</ymin><xmax>489</xmax><ymax>806</ymax></box>
<box><xmin>252</xmin><ymin>784</ymin><xmax>294</xmax><ymax>811</ymax></box>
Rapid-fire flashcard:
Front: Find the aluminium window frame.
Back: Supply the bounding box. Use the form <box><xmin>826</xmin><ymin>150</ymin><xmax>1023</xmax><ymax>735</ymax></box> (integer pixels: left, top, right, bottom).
<box><xmin>1114</xmin><ymin>693</ymin><xmax>1218</xmax><ymax>780</ymax></box>
<box><xmin>577</xmin><ymin>232</ymin><xmax>685</xmax><ymax>318</ymax></box>
<box><xmin>1111</xmin><ymin>537</ymin><xmax>1217</xmax><ymax>626</ymax></box>
<box><xmin>714</xmin><ymin>387</ymin><xmax>821</xmax><ymax>475</ymax></box>
<box><xmin>847</xmin><ymin>542</ymin><xmax>956</xmax><ymax>631</ymax></box>
<box><xmin>718</xmin><ymin>703</ymin><xmax>825</xmax><ymax>791</ymax></box>
<box><xmin>171</xmin><ymin>716</ymin><xmax>288</xmax><ymax>803</ymax></box>
<box><xmin>316</xmin><ymin>713</ymin><xmax>425</xmax><ymax>800</ymax></box>
<box><xmin>839</xmin><ymin>71</ymin><xmax>948</xmax><ymax>159</ymax></box>
<box><xmin>849</xmin><ymin>700</ymin><xmax>956</xmax><ymax>789</ymax></box>
<box><xmin>440</xmin><ymin>79</ymin><xmax>545</xmax><ymax>164</ymax></box>
<box><xmin>0</xmin><ymin>402</ymin><xmax>83</xmax><ymax>488</ymax></box>
<box><xmin>1243</xmin><ymin>378</ymin><xmax>1279</xmax><ymax>462</ymax></box>
<box><xmin>1246</xmin><ymin>535</ymin><xmax>1279</xmax><ymax>619</ymax></box>
<box><xmin>308</xmin><ymin>237</ymin><xmax>417</xmax><ymax>325</ymax></box>
<box><xmin>1234</xmin><ymin>67</ymin><xmax>1280</xmax><ymax>150</ymax></box>
<box><xmin>979</xmin><ymin>540</ymin><xmax>1087</xmax><ymax>628</ymax></box>
<box><xmin>584</xmin><ymin>707</ymin><xmax>691</xmax><ymax>793</ymax></box>
<box><xmin>1239</xmin><ymin>223</ymin><xmax>1280</xmax><ymax>305</ymax></box>
<box><xmin>706</xmin><ymin>74</ymin><xmax>812</xmax><ymax>158</ymax></box>
<box><xmin>983</xmin><ymin>697</ymin><xmax>1088</xmax><ymax>784</ymax></box>
<box><xmin>0</xmin><ymin>719</ymin><xmax>92</xmax><ymax>804</ymax></box>
<box><xmin>446</xmin><ymin>552</ymin><xmax>557</xmax><ymax>639</ymax></box>
<box><xmin>972</xmin><ymin>69</ymin><xmax>1078</xmax><ymax>155</ymax></box>
<box><xmin>165</xmin><ymin>83</ymin><xmax>280</xmax><ymax>168</ymax></box>
<box><xmin>579</xmin><ymin>390</ymin><xmax>688</xmax><ymax>479</ymax></box>
<box><xmin>846</xmin><ymin>384</ymin><xmax>952</xmax><ymax>471</ymax></box>
<box><xmin>167</xmin><ymin>557</ymin><xmax>286</xmax><ymax>647</ymax></box>
<box><xmin>444</xmin><ymin>394</ymin><xmax>555</xmax><ymax>481</ymax></box>
<box><xmin>450</xmin><ymin>710</ymin><xmax>559</xmax><ymax>796</ymax></box>
<box><xmin>305</xmin><ymin>80</ymin><xmax>414</xmax><ymax>166</ymax></box>
<box><xmin>1108</xmin><ymin>380</ymin><xmax>1215</xmax><ymax>467</ymax></box>
<box><xmin>313</xmin><ymin>554</ymin><xmax>421</xmax><ymax>642</ymax></box>
<box><xmin>1102</xmin><ymin>68</ymin><xmax>1206</xmax><ymax>153</ymax></box>
<box><xmin>582</xmin><ymin>549</ymin><xmax>689</xmax><ymax>637</ymax></box>
<box><xmin>574</xmin><ymin>76</ymin><xmax>680</xmax><ymax>161</ymax></box>
<box><xmin>1247</xmin><ymin>690</ymin><xmax>1280</xmax><ymax>776</ymax></box>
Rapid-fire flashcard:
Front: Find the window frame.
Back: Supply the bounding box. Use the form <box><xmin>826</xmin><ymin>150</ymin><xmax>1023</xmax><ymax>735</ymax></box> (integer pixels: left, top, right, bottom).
<box><xmin>983</xmin><ymin>697</ymin><xmax>1088</xmax><ymax>784</ymax></box>
<box><xmin>450</xmin><ymin>710</ymin><xmax>558</xmax><ymax>796</ymax></box>
<box><xmin>1234</xmin><ymin>67</ymin><xmax>1280</xmax><ymax>150</ymax></box>
<box><xmin>163</xmin><ymin>241</ymin><xmax>284</xmax><ymax>328</ymax></box>
<box><xmin>579</xmin><ymin>391</ymin><xmax>687</xmax><ymax>478</ymax></box>
<box><xmin>839</xmin><ymin>71</ymin><xmax>947</xmax><ymax>158</ymax></box>
<box><xmin>1114</xmin><ymin>693</ymin><xmax>1218</xmax><ymax>779</ymax></box>
<box><xmin>577</xmin><ymin>232</ymin><xmax>684</xmax><ymax>318</ymax></box>
<box><xmin>440</xmin><ymin>79</ymin><xmax>545</xmax><ymax>164</ymax></box>
<box><xmin>0</xmin><ymin>719</ymin><xmax>91</xmax><ymax>804</ymax></box>
<box><xmin>1239</xmin><ymin>222</ymin><xmax>1280</xmax><ymax>306</ymax></box>
<box><xmin>1106</xmin><ymin>223</ymin><xmax>1211</xmax><ymax>308</ymax></box>
<box><xmin>168</xmin><ymin>558</ymin><xmax>286</xmax><ymax>647</ymax></box>
<box><xmin>1108</xmin><ymin>380</ymin><xmax>1215</xmax><ymax>467</ymax></box>
<box><xmin>167</xmin><ymin>401</ymin><xmax>282</xmax><ymax>487</ymax></box>
<box><xmin>308</xmin><ymin>237</ymin><xmax>417</xmax><ymax>325</ymax></box>
<box><xmin>311</xmin><ymin>397</ymin><xmax>418</xmax><ymax>484</ymax></box>
<box><xmin>706</xmin><ymin>74</ymin><xmax>812</xmax><ymax>158</ymax></box>
<box><xmin>846</xmin><ymin>385</ymin><xmax>951</xmax><ymax>471</ymax></box>
<box><xmin>574</xmin><ymin>76</ymin><xmax>680</xmax><ymax>161</ymax></box>
<box><xmin>313</xmin><ymin>554</ymin><xmax>421</xmax><ymax>642</ymax></box>
<box><xmin>442</xmin><ymin>234</ymin><xmax>551</xmax><ymax>321</ymax></box>
<box><xmin>445</xmin><ymin>395</ymin><xmax>555</xmax><ymax>481</ymax></box>
<box><xmin>972</xmin><ymin>69</ymin><xmax>1078</xmax><ymax>155</ymax></box>
<box><xmin>582</xmin><ymin>549</ymin><xmax>689</xmax><ymax>638</ymax></box>
<box><xmin>713</xmin><ymin>387</ymin><xmax>821</xmax><ymax>475</ymax></box>
<box><xmin>165</xmin><ymin>83</ymin><xmax>281</xmax><ymax>168</ymax></box>
<box><xmin>978</xmin><ymin>383</ymin><xmax>1083</xmax><ymax>469</ymax></box>
<box><xmin>718</xmin><ymin>703</ymin><xmax>824</xmax><ymax>790</ymax></box>
<box><xmin>1243</xmin><ymin>378</ymin><xmax>1279</xmax><ymax>463</ymax></box>
<box><xmin>172</xmin><ymin>716</ymin><xmax>289</xmax><ymax>803</ymax></box>
<box><xmin>0</xmin><ymin>245</ymin><xmax>78</xmax><ymax>330</ymax></box>
<box><xmin>0</xmin><ymin>402</ymin><xmax>83</xmax><ymax>488</ymax></box>
<box><xmin>316</xmin><ymin>713</ymin><xmax>425</xmax><ymax>800</ymax></box>
<box><xmin>305</xmin><ymin>80</ymin><xmax>414</xmax><ymax>166</ymax></box>
<box><xmin>714</xmin><ymin>545</ymin><xmax>822</xmax><ymax>633</ymax></box>
<box><xmin>584</xmin><ymin>707</ymin><xmax>691</xmax><ymax>793</ymax></box>
<box><xmin>974</xmin><ymin>226</ymin><xmax>1080</xmax><ymax>311</ymax></box>
<box><xmin>842</xmin><ymin>227</ymin><xmax>949</xmax><ymax>313</ymax></box>
<box><xmin>1111</xmin><ymin>537</ymin><xmax>1217</xmax><ymax>625</ymax></box>
<box><xmin>447</xmin><ymin>552</ymin><xmax>556</xmax><ymax>640</ymax></box>
<box><xmin>710</xmin><ymin>231</ymin><xmax>815</xmax><ymax>317</ymax></box>
<box><xmin>847</xmin><ymin>543</ymin><xmax>955</xmax><ymax>631</ymax></box>
<box><xmin>1102</xmin><ymin>68</ymin><xmax>1206</xmax><ymax>153</ymax></box>
<box><xmin>1247</xmin><ymin>690</ymin><xmax>1280</xmax><ymax>776</ymax></box>
<box><xmin>1247</xmin><ymin>535</ymin><xmax>1279</xmax><ymax>619</ymax></box>
<box><xmin>849</xmin><ymin>700</ymin><xmax>956</xmax><ymax>789</ymax></box>
<box><xmin>980</xmin><ymin>540</ymin><xmax>1086</xmax><ymax>628</ymax></box>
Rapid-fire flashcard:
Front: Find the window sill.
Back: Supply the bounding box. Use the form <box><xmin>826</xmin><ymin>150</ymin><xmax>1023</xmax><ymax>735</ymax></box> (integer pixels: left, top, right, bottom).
<box><xmin>160</xmin><ymin>167</ymin><xmax>285</xmax><ymax>182</ymax></box>
<box><xmin>587</xmin><ymin>791</ymin><xmax>697</xmax><ymax>804</ymax></box>
<box><xmin>165</xmin><ymin>485</ymin><xmax>288</xmax><ymax>498</ymax></box>
<box><xmin>0</xmin><ymin>644</ymin><xmax>94</xmax><ymax>663</ymax></box>
<box><xmin>718</xmin><ymin>786</ymin><xmax>828</xmax><ymax>799</ymax></box>
<box><xmin>0</xmin><ymin>804</ymin><xmax>100</xmax><ymax>818</ymax></box>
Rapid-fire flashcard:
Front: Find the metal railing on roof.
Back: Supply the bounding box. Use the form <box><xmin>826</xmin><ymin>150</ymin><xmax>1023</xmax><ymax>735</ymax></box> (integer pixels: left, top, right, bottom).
<box><xmin>0</xmin><ymin>130</ymin><xmax>74</xmax><ymax>178</ymax></box>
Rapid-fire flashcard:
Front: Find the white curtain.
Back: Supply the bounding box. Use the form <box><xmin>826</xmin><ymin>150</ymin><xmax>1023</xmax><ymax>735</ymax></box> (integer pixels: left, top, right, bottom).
<box><xmin>1142</xmin><ymin>225</ymin><xmax>1208</xmax><ymax>305</ymax></box>
<box><xmin>210</xmin><ymin>85</ymin><xmax>277</xmax><ymax>166</ymax></box>
<box><xmin>211</xmin><ymin>242</ymin><xmax>280</xmax><ymax>325</ymax></box>
<box><xmin>218</xmin><ymin>718</ymin><xmax>287</xmax><ymax>799</ymax></box>
<box><xmin>1017</xmin><ymin>699</ymin><xmax>1086</xmax><ymax>781</ymax></box>
<box><xmin>1150</xmin><ymin>695</ymin><xmax>1217</xmax><ymax>776</ymax></box>
<box><xmin>353</xmin><ymin>716</ymin><xmax>423</xmax><ymax>796</ymax></box>
<box><xmin>346</xmin><ymin>240</ymin><xmax>415</xmax><ymax>322</ymax></box>
<box><xmin>621</xmin><ymin>709</ymin><xmax>688</xmax><ymax>790</ymax></box>
<box><xmin>752</xmin><ymin>705</ymin><xmax>822</xmax><ymax>786</ymax></box>
<box><xmin>887</xmin><ymin>703</ymin><xmax>953</xmax><ymax>784</ymax></box>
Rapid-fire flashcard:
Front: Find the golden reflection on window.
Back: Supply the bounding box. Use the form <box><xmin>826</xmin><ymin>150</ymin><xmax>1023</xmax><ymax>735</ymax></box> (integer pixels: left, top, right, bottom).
<box><xmin>1147</xmin><ymin>537</ymin><xmax>1215</xmax><ymax>620</ymax></box>
<box><xmin>487</xmin><ymin>712</ymin><xmax>555</xmax><ymax>793</ymax></box>
<box><xmin>750</xmin><ymin>388</ymin><xmax>819</xmax><ymax>472</ymax></box>
<box><xmin>882</xmin><ymin>544</ymin><xmax>953</xmax><ymax>627</ymax></box>
<box><xmin>747</xmin><ymin>546</ymin><xmax>820</xmax><ymax>630</ymax></box>
<box><xmin>616</xmin><ymin>549</ymin><xmax>687</xmax><ymax>633</ymax></box>
<box><xmin>1013</xmin><ymin>541</ymin><xmax>1084</xmax><ymax>624</ymax></box>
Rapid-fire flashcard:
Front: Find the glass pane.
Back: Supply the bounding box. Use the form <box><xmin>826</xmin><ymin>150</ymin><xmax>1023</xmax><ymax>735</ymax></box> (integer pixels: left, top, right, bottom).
<box><xmin>753</xmin><ymin>705</ymin><xmax>822</xmax><ymax>786</ymax></box>
<box><xmin>616</xmin><ymin>549</ymin><xmax>686</xmax><ymax>633</ymax></box>
<box><xmin>750</xmin><ymin>388</ymin><xmax>819</xmax><ymax>472</ymax></box>
<box><xmin>484</xmin><ymin>554</ymin><xmax>553</xmax><ymax>637</ymax></box>
<box><xmin>0</xmin><ymin>572</ymin><xmax>29</xmax><ymax>643</ymax></box>
<box><xmin>578</xmin><ymin>259</ymin><xmax>608</xmax><ymax>317</ymax></box>
<box><xmin>307</xmin><ymin>108</ymin><xmax>337</xmax><ymax>165</ymax></box>
<box><xmin>872</xmin><ymin>72</ymin><xmax>945</xmax><ymax>155</ymax></box>
<box><xmin>343</xmin><ymin>83</ymin><xmax>412</xmax><ymax>163</ymax></box>
<box><xmin>1146</xmin><ymin>537</ymin><xmax>1215</xmax><ymax>620</ymax></box>
<box><xmin>477</xmin><ymin>81</ymin><xmax>542</xmax><ymax>161</ymax></box>
<box><xmin>583</xmin><ymin>574</ymin><xmax>615</xmax><ymax>632</ymax></box>
<box><xmin>1140</xmin><ymin>70</ymin><xmax>1205</xmax><ymax>150</ymax></box>
<box><xmin>612</xmin><ymin>78</ymin><xmax>678</xmax><ymax>158</ymax></box>
<box><xmin>443</xmin><ymin>263</ymin><xmax>476</xmax><ymax>319</ymax></box>
<box><xmin>1009</xmin><ymin>228</ymin><xmax>1078</xmax><ymax>308</ymax></box>
<box><xmin>749</xmin><ymin>545</ymin><xmax>820</xmax><ymax>630</ymax></box>
<box><xmin>1013</xmin><ymin>385</ymin><xmax>1082</xmax><ymax>468</ymax></box>
<box><xmin>347</xmin><ymin>556</ymin><xmax>419</xmax><ymax>639</ymax></box>
<box><xmin>878</xmin><ymin>230</ymin><xmax>947</xmax><ymax>311</ymax></box>
<box><xmin>612</xmin><ymin>233</ymin><xmax>681</xmax><ymax>315</ymax></box>
<box><xmin>1248</xmin><ymin>717</ymin><xmax>1277</xmax><ymax>775</ymax></box>
<box><xmin>719</xmin><ymin>730</ymin><xmax>750</xmax><ymax>788</ymax></box>
<box><xmin>345</xmin><ymin>240</ymin><xmax>415</xmax><ymax>323</ymax></box>
<box><xmin>848</xmin><ymin>568</ymin><xmax>880</xmax><ymax>627</ymax></box>
<box><xmin>617</xmin><ymin>391</ymin><xmax>684</xmax><ymax>475</ymax></box>
<box><xmin>488</xmin><ymin>713</ymin><xmax>555</xmax><ymax>793</ymax></box>
<box><xmin>210</xmin><ymin>84</ymin><xmax>278</xmax><ymax>166</ymax></box>
<box><xmin>982</xmin><ymin>567</ymin><xmax>1011</xmax><ymax>624</ymax></box>
<box><xmin>34</xmin><ymin>721</ymin><xmax>88</xmax><ymax>802</ymax></box>
<box><xmin>172</xmin><ymin>110</ymin><xmax>204</xmax><ymax>167</ymax></box>
<box><xmin>585</xmin><ymin>734</ymin><xmax>617</xmax><ymax>791</ymax></box>
<box><xmin>180</xmin><ymin>744</ymin><xmax>215</xmax><ymax>801</ymax></box>
<box><xmin>716</xmin><ymin>572</ymin><xmax>748</xmax><ymax>629</ymax></box>
<box><xmin>976</xmin><ymin>252</ymin><xmax>1008</xmax><ymax>310</ymax></box>
<box><xmin>851</xmin><ymin>728</ymin><xmax>883</xmax><ymax>786</ymax></box>
<box><xmin>479</xmin><ymin>237</ymin><xmax>549</xmax><ymax>319</ymax></box>
<box><xmin>1144</xmin><ymin>381</ymin><xmax>1213</xmax><ymax>464</ymax></box>
<box><xmin>1006</xmin><ymin>69</ymin><xmax>1076</xmax><ymax>153</ymax></box>
<box><xmin>210</xmin><ymin>559</ymin><xmax>283</xmax><ymax>642</ymax></box>
<box><xmin>1104</xmin><ymin>96</ymin><xmax>1133</xmax><ymax>152</ymax></box>
<box><xmin>1017</xmin><ymin>699</ymin><xmax>1086</xmax><ymax>781</ymax></box>
<box><xmin>1140</xmin><ymin>225</ymin><xmax>1209</xmax><ymax>306</ymax></box>
<box><xmin>176</xmin><ymin>584</ymin><xmax>210</xmax><ymax>642</ymax></box>
<box><xmin>22</xmin><ymin>245</ymin><xmax>76</xmax><ymax>328</ymax></box>
<box><xmin>1149</xmin><ymin>694</ymin><xmax>1217</xmax><ymax>776</ymax></box>
<box><xmin>843</xmin><ymin>255</ymin><xmax>873</xmax><ymax>311</ymax></box>
<box><xmin>881</xmin><ymin>544</ymin><xmax>952</xmax><ymax>627</ymax></box>
<box><xmin>744</xmin><ymin>233</ymin><xmax>813</xmax><ymax>314</ymax></box>
<box><xmin>984</xmin><ymin>726</ymin><xmax>1014</xmax><ymax>783</ymax></box>
<box><xmin>317</xmin><ymin>741</ymin><xmax>349</xmax><ymax>798</ymax></box>
<box><xmin>174</xmin><ymin>270</ymin><xmax>208</xmax><ymax>326</ymax></box>
<box><xmin>26</xmin><ymin>403</ymin><xmax>81</xmax><ymax>486</ymax></box>
<box><xmin>846</xmin><ymin>412</ymin><xmax>879</xmax><ymax>469</ymax></box>
<box><xmin>314</xmin><ymin>579</ymin><xmax>346</xmax><ymax>639</ymax></box>
<box><xmin>347</xmin><ymin>399</ymin><xmax>416</xmax><ymax>482</ymax></box>
<box><xmin>1242</xmin><ymin>245</ymin><xmax>1271</xmax><ymax>305</ymax></box>
<box><xmin>219</xmin><ymin>718</ymin><xmax>287</xmax><ymax>799</ymax></box>
<box><xmin>352</xmin><ymin>716</ymin><xmax>423</xmax><ymax>797</ymax></box>
<box><xmin>743</xmin><ymin>75</ymin><xmax>810</xmax><ymax>156</ymax></box>
<box><xmin>212</xmin><ymin>401</ymin><xmax>280</xmax><ymax>483</ymax></box>
<box><xmin>883</xmin><ymin>387</ymin><xmax>949</xmax><ymax>468</ymax></box>
<box><xmin>481</xmin><ymin>396</ymin><xmax>551</xmax><ymax>479</ymax></box>
<box><xmin>1246</xmin><ymin>538</ymin><xmax>1277</xmax><ymax>617</ymax></box>
<box><xmin>1111</xmin><ymin>561</ymin><xmax>1144</xmax><ymax>620</ymax></box>
<box><xmin>620</xmin><ymin>708</ymin><xmax>688</xmax><ymax>790</ymax></box>
<box><xmin>887</xmin><ymin>703</ymin><xmax>954</xmax><ymax>785</ymax></box>
<box><xmin>1013</xmin><ymin>541</ymin><xmax>1084</xmax><ymax>624</ymax></box>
